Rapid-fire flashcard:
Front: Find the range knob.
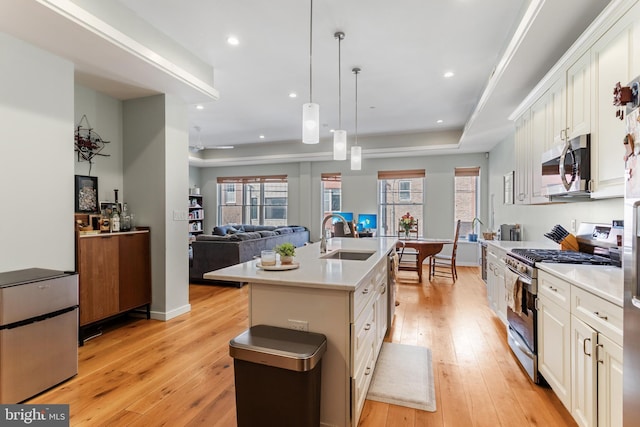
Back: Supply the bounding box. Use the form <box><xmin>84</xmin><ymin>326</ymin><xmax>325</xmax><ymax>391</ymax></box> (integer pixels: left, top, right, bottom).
<box><xmin>519</xmin><ymin>265</ymin><xmax>528</xmax><ymax>273</ymax></box>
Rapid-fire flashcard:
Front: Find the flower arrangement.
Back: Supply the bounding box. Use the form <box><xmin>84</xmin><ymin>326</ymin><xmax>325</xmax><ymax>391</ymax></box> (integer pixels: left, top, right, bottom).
<box><xmin>399</xmin><ymin>212</ymin><xmax>416</xmax><ymax>235</ymax></box>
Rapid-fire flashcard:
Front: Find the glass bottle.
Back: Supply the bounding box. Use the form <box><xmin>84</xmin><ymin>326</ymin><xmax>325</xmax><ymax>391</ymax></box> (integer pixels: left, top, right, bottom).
<box><xmin>121</xmin><ymin>203</ymin><xmax>131</xmax><ymax>231</ymax></box>
<box><xmin>110</xmin><ymin>206</ymin><xmax>121</xmax><ymax>232</ymax></box>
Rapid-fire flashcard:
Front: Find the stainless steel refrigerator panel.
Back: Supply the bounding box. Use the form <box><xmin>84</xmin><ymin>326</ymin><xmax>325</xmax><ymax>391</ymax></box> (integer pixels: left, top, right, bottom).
<box><xmin>0</xmin><ymin>308</ymin><xmax>78</xmax><ymax>403</ymax></box>
<box><xmin>624</xmin><ymin>198</ymin><xmax>640</xmax><ymax>426</ymax></box>
<box><xmin>0</xmin><ymin>274</ymin><xmax>78</xmax><ymax>325</ymax></box>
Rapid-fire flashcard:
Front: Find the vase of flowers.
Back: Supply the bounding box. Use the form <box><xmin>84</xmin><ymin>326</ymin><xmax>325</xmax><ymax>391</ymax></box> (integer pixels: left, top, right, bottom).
<box><xmin>399</xmin><ymin>212</ymin><xmax>416</xmax><ymax>239</ymax></box>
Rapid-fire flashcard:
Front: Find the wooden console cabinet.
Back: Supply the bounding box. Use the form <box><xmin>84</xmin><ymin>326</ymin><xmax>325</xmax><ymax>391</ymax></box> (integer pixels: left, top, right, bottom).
<box><xmin>76</xmin><ymin>229</ymin><xmax>151</xmax><ymax>340</ymax></box>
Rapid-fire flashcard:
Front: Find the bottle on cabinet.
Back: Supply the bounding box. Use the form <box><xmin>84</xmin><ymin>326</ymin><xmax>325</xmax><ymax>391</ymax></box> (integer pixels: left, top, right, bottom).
<box><xmin>110</xmin><ymin>207</ymin><xmax>120</xmax><ymax>232</ymax></box>
<box><xmin>121</xmin><ymin>203</ymin><xmax>131</xmax><ymax>231</ymax></box>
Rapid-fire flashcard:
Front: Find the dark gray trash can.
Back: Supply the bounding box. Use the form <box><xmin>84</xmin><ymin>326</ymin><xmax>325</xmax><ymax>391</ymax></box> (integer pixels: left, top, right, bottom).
<box><xmin>229</xmin><ymin>325</ymin><xmax>327</xmax><ymax>427</ymax></box>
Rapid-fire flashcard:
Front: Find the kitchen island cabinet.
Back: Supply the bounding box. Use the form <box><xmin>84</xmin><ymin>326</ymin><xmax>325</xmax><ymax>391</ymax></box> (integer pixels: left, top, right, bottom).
<box><xmin>204</xmin><ymin>237</ymin><xmax>397</xmax><ymax>427</ymax></box>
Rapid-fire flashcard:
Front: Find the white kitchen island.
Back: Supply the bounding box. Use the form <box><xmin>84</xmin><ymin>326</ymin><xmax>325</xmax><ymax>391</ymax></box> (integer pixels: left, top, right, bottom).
<box><xmin>204</xmin><ymin>237</ymin><xmax>397</xmax><ymax>427</ymax></box>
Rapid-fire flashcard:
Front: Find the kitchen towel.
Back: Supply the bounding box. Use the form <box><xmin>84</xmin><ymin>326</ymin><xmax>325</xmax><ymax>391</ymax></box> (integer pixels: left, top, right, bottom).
<box><xmin>505</xmin><ymin>268</ymin><xmax>522</xmax><ymax>315</ymax></box>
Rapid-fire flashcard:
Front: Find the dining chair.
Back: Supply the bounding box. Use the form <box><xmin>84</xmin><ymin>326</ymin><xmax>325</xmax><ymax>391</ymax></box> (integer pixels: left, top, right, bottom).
<box><xmin>396</xmin><ymin>219</ymin><xmax>420</xmax><ymax>275</ymax></box>
<box><xmin>333</xmin><ymin>221</ymin><xmax>357</xmax><ymax>237</ymax></box>
<box><xmin>429</xmin><ymin>219</ymin><xmax>461</xmax><ymax>282</ymax></box>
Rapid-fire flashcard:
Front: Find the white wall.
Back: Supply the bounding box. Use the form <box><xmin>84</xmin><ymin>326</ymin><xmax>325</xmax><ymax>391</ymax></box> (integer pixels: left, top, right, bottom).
<box><xmin>123</xmin><ymin>94</ymin><xmax>190</xmax><ymax>320</ymax></box>
<box><xmin>0</xmin><ymin>33</ymin><xmax>75</xmax><ymax>272</ymax></box>
<box><xmin>488</xmin><ymin>133</ymin><xmax>623</xmax><ymax>241</ymax></box>
<box><xmin>74</xmin><ymin>84</ymin><xmax>124</xmax><ymax>203</ymax></box>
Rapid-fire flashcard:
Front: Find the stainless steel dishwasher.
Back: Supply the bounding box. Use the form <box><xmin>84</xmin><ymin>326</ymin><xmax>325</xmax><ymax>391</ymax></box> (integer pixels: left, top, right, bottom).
<box><xmin>0</xmin><ymin>268</ymin><xmax>79</xmax><ymax>403</ymax></box>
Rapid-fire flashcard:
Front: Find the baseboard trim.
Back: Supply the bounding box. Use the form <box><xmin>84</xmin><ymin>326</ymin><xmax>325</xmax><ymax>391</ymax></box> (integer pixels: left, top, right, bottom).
<box><xmin>150</xmin><ymin>303</ymin><xmax>191</xmax><ymax>321</ymax></box>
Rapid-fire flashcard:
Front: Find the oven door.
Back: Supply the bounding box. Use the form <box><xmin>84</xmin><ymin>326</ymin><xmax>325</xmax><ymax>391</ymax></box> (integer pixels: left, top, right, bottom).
<box><xmin>505</xmin><ymin>265</ymin><xmax>537</xmax><ymax>354</ymax></box>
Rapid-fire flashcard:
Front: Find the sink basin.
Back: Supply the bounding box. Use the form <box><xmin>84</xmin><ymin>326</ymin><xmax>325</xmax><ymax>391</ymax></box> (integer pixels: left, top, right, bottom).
<box><xmin>321</xmin><ymin>250</ymin><xmax>375</xmax><ymax>261</ymax></box>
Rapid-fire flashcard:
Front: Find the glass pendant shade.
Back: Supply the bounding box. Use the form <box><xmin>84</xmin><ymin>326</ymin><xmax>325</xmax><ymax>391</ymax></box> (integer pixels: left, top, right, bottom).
<box><xmin>302</xmin><ymin>102</ymin><xmax>319</xmax><ymax>144</ymax></box>
<box><xmin>351</xmin><ymin>145</ymin><xmax>362</xmax><ymax>170</ymax></box>
<box><xmin>333</xmin><ymin>130</ymin><xmax>347</xmax><ymax>160</ymax></box>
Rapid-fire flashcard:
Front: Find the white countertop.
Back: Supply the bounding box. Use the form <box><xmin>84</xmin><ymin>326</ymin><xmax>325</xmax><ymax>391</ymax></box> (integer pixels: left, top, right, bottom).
<box><xmin>536</xmin><ymin>263</ymin><xmax>623</xmax><ymax>307</ymax></box>
<box><xmin>203</xmin><ymin>237</ymin><xmax>398</xmax><ymax>291</ymax></box>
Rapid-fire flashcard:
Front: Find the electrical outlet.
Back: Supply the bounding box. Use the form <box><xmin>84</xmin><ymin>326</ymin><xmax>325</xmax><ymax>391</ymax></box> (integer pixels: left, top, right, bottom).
<box><xmin>288</xmin><ymin>319</ymin><xmax>308</xmax><ymax>331</ymax></box>
<box><xmin>571</xmin><ymin>219</ymin><xmax>577</xmax><ymax>233</ymax></box>
<box><xmin>173</xmin><ymin>210</ymin><xmax>189</xmax><ymax>221</ymax></box>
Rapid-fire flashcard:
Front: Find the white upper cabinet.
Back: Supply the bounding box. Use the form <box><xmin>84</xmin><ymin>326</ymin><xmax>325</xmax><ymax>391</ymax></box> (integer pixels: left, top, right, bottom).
<box><xmin>530</xmin><ymin>90</ymin><xmax>552</xmax><ymax>203</ymax></box>
<box><xmin>590</xmin><ymin>11</ymin><xmax>638</xmax><ymax>198</ymax></box>
<box><xmin>567</xmin><ymin>51</ymin><xmax>592</xmax><ymax>140</ymax></box>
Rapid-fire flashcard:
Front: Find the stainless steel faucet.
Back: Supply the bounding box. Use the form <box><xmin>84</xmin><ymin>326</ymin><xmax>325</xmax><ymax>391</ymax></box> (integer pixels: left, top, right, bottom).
<box><xmin>320</xmin><ymin>213</ymin><xmax>352</xmax><ymax>253</ymax></box>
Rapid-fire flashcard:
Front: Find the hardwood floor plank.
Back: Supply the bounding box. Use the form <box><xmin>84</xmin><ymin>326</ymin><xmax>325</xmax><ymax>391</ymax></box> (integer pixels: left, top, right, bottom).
<box><xmin>26</xmin><ymin>268</ymin><xmax>575</xmax><ymax>427</ymax></box>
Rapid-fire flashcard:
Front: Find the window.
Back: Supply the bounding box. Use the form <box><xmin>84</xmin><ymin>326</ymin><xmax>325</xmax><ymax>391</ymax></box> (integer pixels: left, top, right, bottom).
<box><xmin>454</xmin><ymin>167</ymin><xmax>480</xmax><ymax>236</ymax></box>
<box><xmin>217</xmin><ymin>175</ymin><xmax>288</xmax><ymax>226</ymax></box>
<box><xmin>398</xmin><ymin>180</ymin><xmax>411</xmax><ymax>201</ymax></box>
<box><xmin>321</xmin><ymin>173</ymin><xmax>342</xmax><ymax>218</ymax></box>
<box><xmin>378</xmin><ymin>169</ymin><xmax>425</xmax><ymax>236</ymax></box>
<box><xmin>224</xmin><ymin>183</ymin><xmax>236</xmax><ymax>204</ymax></box>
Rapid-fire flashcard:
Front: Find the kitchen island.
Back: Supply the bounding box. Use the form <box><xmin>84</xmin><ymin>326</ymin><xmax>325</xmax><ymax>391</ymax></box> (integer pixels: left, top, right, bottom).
<box><xmin>204</xmin><ymin>237</ymin><xmax>398</xmax><ymax>427</ymax></box>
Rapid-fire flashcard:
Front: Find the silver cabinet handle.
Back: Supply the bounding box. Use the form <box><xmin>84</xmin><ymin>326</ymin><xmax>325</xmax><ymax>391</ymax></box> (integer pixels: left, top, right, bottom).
<box><xmin>364</xmin><ymin>323</ymin><xmax>371</xmax><ymax>331</ymax></box>
<box><xmin>362</xmin><ymin>288</ymin><xmax>370</xmax><ymax>295</ymax></box>
<box><xmin>548</xmin><ymin>286</ymin><xmax>558</xmax><ymax>292</ymax></box>
<box><xmin>583</xmin><ymin>338</ymin><xmax>592</xmax><ymax>357</ymax></box>
<box><xmin>596</xmin><ymin>343</ymin><xmax>604</xmax><ymax>364</ymax></box>
<box><xmin>594</xmin><ymin>311</ymin><xmax>608</xmax><ymax>321</ymax></box>
<box><xmin>365</xmin><ymin>366</ymin><xmax>372</xmax><ymax>376</ymax></box>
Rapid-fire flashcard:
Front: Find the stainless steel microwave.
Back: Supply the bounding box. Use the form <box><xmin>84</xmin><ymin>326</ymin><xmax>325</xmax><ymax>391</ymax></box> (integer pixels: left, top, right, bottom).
<box><xmin>541</xmin><ymin>134</ymin><xmax>591</xmax><ymax>199</ymax></box>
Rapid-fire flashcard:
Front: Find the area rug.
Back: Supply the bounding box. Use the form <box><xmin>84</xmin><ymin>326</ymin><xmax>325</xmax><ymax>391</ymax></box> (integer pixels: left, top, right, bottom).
<box><xmin>366</xmin><ymin>342</ymin><xmax>436</xmax><ymax>412</ymax></box>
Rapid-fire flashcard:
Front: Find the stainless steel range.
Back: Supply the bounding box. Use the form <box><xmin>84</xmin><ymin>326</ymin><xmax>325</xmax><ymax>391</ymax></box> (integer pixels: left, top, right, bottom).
<box><xmin>504</xmin><ymin>248</ymin><xmax>612</xmax><ymax>384</ymax></box>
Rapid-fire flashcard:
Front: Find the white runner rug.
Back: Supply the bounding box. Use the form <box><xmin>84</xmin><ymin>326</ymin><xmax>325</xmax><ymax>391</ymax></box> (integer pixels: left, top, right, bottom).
<box><xmin>366</xmin><ymin>342</ymin><xmax>436</xmax><ymax>412</ymax></box>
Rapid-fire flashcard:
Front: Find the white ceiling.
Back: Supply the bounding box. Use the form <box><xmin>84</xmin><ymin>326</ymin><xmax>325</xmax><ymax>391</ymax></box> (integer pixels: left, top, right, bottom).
<box><xmin>1</xmin><ymin>0</ymin><xmax>611</xmax><ymax>161</ymax></box>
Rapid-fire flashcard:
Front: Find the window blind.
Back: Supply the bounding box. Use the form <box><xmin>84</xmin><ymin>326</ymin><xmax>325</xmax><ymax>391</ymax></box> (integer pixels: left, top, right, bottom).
<box><xmin>216</xmin><ymin>174</ymin><xmax>287</xmax><ymax>184</ymax></box>
<box><xmin>454</xmin><ymin>167</ymin><xmax>480</xmax><ymax>177</ymax></box>
<box><xmin>377</xmin><ymin>169</ymin><xmax>425</xmax><ymax>180</ymax></box>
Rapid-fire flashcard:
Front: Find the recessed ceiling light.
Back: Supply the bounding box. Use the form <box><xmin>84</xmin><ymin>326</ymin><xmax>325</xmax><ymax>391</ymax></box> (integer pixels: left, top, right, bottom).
<box><xmin>437</xmin><ymin>119</ymin><xmax>444</xmax><ymax>124</ymax></box>
<box><xmin>289</xmin><ymin>92</ymin><xmax>297</xmax><ymax>98</ymax></box>
<box><xmin>227</xmin><ymin>36</ymin><xmax>239</xmax><ymax>46</ymax></box>
<box><xmin>212</xmin><ymin>145</ymin><xmax>234</xmax><ymax>150</ymax></box>
<box><xmin>444</xmin><ymin>71</ymin><xmax>454</xmax><ymax>78</ymax></box>
<box><xmin>259</xmin><ymin>135</ymin><xmax>265</xmax><ymax>139</ymax></box>
<box><xmin>196</xmin><ymin>105</ymin><xmax>204</xmax><ymax>110</ymax></box>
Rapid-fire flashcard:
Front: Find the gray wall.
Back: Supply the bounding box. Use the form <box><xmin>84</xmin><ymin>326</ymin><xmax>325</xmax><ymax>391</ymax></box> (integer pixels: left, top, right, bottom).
<box><xmin>196</xmin><ymin>152</ymin><xmax>489</xmax><ymax>241</ymax></box>
<box><xmin>488</xmin><ymin>132</ymin><xmax>623</xmax><ymax>241</ymax></box>
<box><xmin>0</xmin><ymin>33</ymin><xmax>75</xmax><ymax>272</ymax></box>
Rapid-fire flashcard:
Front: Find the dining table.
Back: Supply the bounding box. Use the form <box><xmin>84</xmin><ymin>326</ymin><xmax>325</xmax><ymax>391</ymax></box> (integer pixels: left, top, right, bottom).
<box><xmin>396</xmin><ymin>238</ymin><xmax>453</xmax><ymax>282</ymax></box>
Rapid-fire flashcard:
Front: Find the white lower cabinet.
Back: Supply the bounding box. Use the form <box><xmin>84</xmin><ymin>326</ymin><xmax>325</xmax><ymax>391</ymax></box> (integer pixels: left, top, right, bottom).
<box><xmin>538</xmin><ymin>269</ymin><xmax>623</xmax><ymax>427</ymax></box>
<box><xmin>538</xmin><ymin>295</ymin><xmax>572</xmax><ymax>410</ymax></box>
<box><xmin>486</xmin><ymin>245</ymin><xmax>507</xmax><ymax>325</ymax></box>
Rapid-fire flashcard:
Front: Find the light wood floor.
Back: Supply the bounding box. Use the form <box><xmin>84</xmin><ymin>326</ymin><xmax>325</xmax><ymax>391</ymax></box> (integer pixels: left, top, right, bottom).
<box><xmin>29</xmin><ymin>267</ymin><xmax>577</xmax><ymax>426</ymax></box>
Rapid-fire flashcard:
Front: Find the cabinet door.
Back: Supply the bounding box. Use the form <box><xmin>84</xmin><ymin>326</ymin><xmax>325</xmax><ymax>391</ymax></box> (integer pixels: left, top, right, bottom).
<box><xmin>571</xmin><ymin>316</ymin><xmax>597</xmax><ymax>427</ymax></box>
<box><xmin>538</xmin><ymin>296</ymin><xmax>571</xmax><ymax>411</ymax></box>
<box><xmin>78</xmin><ymin>236</ymin><xmax>119</xmax><ymax>325</ymax></box>
<box><xmin>597</xmin><ymin>334</ymin><xmax>623</xmax><ymax>427</ymax></box>
<box><xmin>566</xmin><ymin>51</ymin><xmax>591</xmax><ymax>139</ymax></box>
<box><xmin>119</xmin><ymin>232</ymin><xmax>151</xmax><ymax>311</ymax></box>
<box><xmin>495</xmin><ymin>264</ymin><xmax>507</xmax><ymax>325</ymax></box>
<box><xmin>549</xmin><ymin>78</ymin><xmax>567</xmax><ymax>146</ymax></box>
<box><xmin>531</xmin><ymin>92</ymin><xmax>551</xmax><ymax>203</ymax></box>
<box><xmin>591</xmin><ymin>19</ymin><xmax>634</xmax><ymax>198</ymax></box>
<box><xmin>515</xmin><ymin>111</ymin><xmax>531</xmax><ymax>204</ymax></box>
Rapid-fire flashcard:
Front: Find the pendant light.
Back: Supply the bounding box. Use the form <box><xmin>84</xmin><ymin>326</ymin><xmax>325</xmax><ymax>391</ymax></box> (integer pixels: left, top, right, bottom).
<box><xmin>302</xmin><ymin>0</ymin><xmax>319</xmax><ymax>144</ymax></box>
<box><xmin>351</xmin><ymin>67</ymin><xmax>362</xmax><ymax>170</ymax></box>
<box><xmin>333</xmin><ymin>32</ymin><xmax>347</xmax><ymax>160</ymax></box>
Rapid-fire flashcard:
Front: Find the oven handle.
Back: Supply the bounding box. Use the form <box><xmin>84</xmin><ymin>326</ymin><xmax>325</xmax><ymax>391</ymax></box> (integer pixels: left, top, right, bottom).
<box><xmin>505</xmin><ymin>264</ymin><xmax>533</xmax><ymax>286</ymax></box>
<box><xmin>507</xmin><ymin>326</ymin><xmax>535</xmax><ymax>358</ymax></box>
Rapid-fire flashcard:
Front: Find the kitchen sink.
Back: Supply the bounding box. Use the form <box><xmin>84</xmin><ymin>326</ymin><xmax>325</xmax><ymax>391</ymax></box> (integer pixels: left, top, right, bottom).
<box><xmin>321</xmin><ymin>250</ymin><xmax>375</xmax><ymax>261</ymax></box>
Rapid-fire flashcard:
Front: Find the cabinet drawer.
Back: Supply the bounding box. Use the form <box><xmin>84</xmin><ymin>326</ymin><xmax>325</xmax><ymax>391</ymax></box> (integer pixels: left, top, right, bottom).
<box><xmin>353</xmin><ymin>342</ymin><xmax>375</xmax><ymax>423</ymax></box>
<box><xmin>353</xmin><ymin>308</ymin><xmax>375</xmax><ymax>374</ymax></box>
<box><xmin>539</xmin><ymin>271</ymin><xmax>571</xmax><ymax>310</ymax></box>
<box><xmin>572</xmin><ymin>285</ymin><xmax>623</xmax><ymax>346</ymax></box>
<box><xmin>352</xmin><ymin>272</ymin><xmax>376</xmax><ymax>322</ymax></box>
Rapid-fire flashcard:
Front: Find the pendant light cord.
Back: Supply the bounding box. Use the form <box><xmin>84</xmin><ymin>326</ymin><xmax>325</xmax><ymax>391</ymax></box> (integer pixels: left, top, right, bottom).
<box><xmin>354</xmin><ymin>68</ymin><xmax>359</xmax><ymax>145</ymax></box>
<box><xmin>338</xmin><ymin>34</ymin><xmax>342</xmax><ymax>128</ymax></box>
<box><xmin>309</xmin><ymin>0</ymin><xmax>313</xmax><ymax>104</ymax></box>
